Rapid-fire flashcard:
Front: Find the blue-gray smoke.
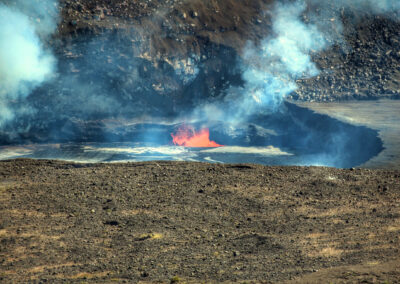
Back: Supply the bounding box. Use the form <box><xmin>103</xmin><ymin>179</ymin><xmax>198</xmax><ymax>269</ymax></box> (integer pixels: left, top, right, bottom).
<box><xmin>0</xmin><ymin>0</ymin><xmax>58</xmax><ymax>127</ymax></box>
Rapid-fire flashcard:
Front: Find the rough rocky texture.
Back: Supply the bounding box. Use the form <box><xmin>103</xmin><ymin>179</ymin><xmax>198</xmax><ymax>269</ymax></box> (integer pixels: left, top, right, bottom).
<box><xmin>58</xmin><ymin>0</ymin><xmax>272</xmax><ymax>54</ymax></box>
<box><xmin>293</xmin><ymin>16</ymin><xmax>400</xmax><ymax>102</ymax></box>
<box><xmin>1</xmin><ymin>159</ymin><xmax>399</xmax><ymax>282</ymax></box>
<box><xmin>1</xmin><ymin>2</ymin><xmax>399</xmax><ymax>283</ymax></box>
<box><xmin>55</xmin><ymin>0</ymin><xmax>400</xmax><ymax>102</ymax></box>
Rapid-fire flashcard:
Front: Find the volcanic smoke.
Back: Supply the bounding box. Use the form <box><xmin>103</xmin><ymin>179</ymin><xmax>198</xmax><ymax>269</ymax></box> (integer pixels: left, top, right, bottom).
<box><xmin>0</xmin><ymin>0</ymin><xmax>58</xmax><ymax>127</ymax></box>
<box><xmin>171</xmin><ymin>126</ymin><xmax>223</xmax><ymax>148</ymax></box>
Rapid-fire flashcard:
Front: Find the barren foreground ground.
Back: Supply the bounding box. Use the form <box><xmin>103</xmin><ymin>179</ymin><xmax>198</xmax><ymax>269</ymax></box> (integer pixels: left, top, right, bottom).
<box><xmin>1</xmin><ymin>159</ymin><xmax>399</xmax><ymax>283</ymax></box>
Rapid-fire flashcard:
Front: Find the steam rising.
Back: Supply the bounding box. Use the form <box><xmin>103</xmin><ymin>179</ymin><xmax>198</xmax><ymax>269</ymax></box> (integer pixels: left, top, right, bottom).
<box><xmin>0</xmin><ymin>0</ymin><xmax>58</xmax><ymax>126</ymax></box>
<box><xmin>0</xmin><ymin>0</ymin><xmax>398</xmax><ymax>154</ymax></box>
<box><xmin>192</xmin><ymin>1</ymin><xmax>327</xmax><ymax>122</ymax></box>
<box><xmin>236</xmin><ymin>1</ymin><xmax>326</xmax><ymax>116</ymax></box>
<box><xmin>193</xmin><ymin>0</ymin><xmax>399</xmax><ymax>124</ymax></box>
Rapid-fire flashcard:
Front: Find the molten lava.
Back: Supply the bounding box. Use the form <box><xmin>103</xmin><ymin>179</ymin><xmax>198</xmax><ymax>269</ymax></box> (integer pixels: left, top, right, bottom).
<box><xmin>171</xmin><ymin>126</ymin><xmax>223</xmax><ymax>147</ymax></box>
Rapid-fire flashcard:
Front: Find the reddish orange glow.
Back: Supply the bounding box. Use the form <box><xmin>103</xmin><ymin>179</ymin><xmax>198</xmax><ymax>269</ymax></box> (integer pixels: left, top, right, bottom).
<box><xmin>171</xmin><ymin>125</ymin><xmax>223</xmax><ymax>147</ymax></box>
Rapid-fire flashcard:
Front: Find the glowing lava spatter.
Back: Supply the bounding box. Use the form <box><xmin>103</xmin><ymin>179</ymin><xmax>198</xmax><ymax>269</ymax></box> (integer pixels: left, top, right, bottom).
<box><xmin>171</xmin><ymin>126</ymin><xmax>223</xmax><ymax>147</ymax></box>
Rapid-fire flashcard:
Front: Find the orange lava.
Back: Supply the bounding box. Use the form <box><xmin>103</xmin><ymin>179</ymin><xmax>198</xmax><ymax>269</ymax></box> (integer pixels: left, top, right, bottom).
<box><xmin>171</xmin><ymin>126</ymin><xmax>223</xmax><ymax>147</ymax></box>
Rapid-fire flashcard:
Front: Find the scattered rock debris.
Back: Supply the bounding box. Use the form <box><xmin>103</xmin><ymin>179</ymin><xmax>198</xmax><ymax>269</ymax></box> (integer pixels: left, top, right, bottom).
<box><xmin>1</xmin><ymin>159</ymin><xmax>399</xmax><ymax>282</ymax></box>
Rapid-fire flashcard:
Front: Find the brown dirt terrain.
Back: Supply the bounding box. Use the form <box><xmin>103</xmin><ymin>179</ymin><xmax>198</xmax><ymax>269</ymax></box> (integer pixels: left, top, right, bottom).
<box><xmin>59</xmin><ymin>0</ymin><xmax>273</xmax><ymax>53</ymax></box>
<box><xmin>1</xmin><ymin>159</ymin><xmax>399</xmax><ymax>283</ymax></box>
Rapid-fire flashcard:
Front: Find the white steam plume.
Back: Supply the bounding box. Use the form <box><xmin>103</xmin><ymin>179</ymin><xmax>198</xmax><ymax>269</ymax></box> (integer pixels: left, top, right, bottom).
<box><xmin>193</xmin><ymin>0</ymin><xmax>400</xmax><ymax>124</ymax></box>
<box><xmin>0</xmin><ymin>0</ymin><xmax>58</xmax><ymax>127</ymax></box>
<box><xmin>237</xmin><ymin>1</ymin><xmax>326</xmax><ymax>111</ymax></box>
<box><xmin>193</xmin><ymin>1</ymin><xmax>326</xmax><ymax>122</ymax></box>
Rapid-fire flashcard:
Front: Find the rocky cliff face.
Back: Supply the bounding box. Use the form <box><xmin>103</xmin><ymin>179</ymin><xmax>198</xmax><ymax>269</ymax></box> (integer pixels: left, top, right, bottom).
<box><xmin>57</xmin><ymin>0</ymin><xmax>400</xmax><ymax>102</ymax></box>
<box><xmin>293</xmin><ymin>15</ymin><xmax>400</xmax><ymax>101</ymax></box>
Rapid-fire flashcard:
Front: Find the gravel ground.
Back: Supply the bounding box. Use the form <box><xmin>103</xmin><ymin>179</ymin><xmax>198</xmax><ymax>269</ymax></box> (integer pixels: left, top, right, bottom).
<box><xmin>1</xmin><ymin>159</ymin><xmax>399</xmax><ymax>283</ymax></box>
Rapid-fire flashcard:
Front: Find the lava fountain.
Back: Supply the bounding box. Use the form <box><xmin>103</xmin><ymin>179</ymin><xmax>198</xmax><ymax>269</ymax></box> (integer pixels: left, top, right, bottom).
<box><xmin>171</xmin><ymin>125</ymin><xmax>223</xmax><ymax>147</ymax></box>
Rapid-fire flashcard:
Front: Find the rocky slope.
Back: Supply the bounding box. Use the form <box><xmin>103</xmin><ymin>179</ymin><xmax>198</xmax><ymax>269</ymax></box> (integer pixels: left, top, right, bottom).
<box><xmin>56</xmin><ymin>0</ymin><xmax>400</xmax><ymax>102</ymax></box>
